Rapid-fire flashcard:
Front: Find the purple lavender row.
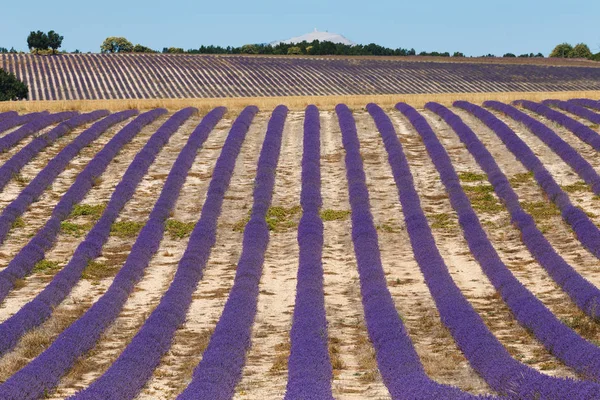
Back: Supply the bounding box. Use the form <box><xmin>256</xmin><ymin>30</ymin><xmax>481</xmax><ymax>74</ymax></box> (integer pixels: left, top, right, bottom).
<box><xmin>542</xmin><ymin>99</ymin><xmax>600</xmax><ymax>125</ymax></box>
<box><xmin>0</xmin><ymin>110</ymin><xmax>135</xmax><ymax>302</ymax></box>
<box><xmin>0</xmin><ymin>111</ymin><xmax>98</xmax><ymax>192</ymax></box>
<box><xmin>476</xmin><ymin>101</ymin><xmax>600</xmax><ymax>260</ymax></box>
<box><xmin>569</xmin><ymin>99</ymin><xmax>600</xmax><ymax>112</ymax></box>
<box><xmin>177</xmin><ymin>106</ymin><xmax>285</xmax><ymax>400</ymax></box>
<box><xmin>512</xmin><ymin>100</ymin><xmax>600</xmax><ymax>151</ymax></box>
<box><xmin>342</xmin><ymin>103</ymin><xmax>482</xmax><ymax>400</ymax></box>
<box><xmin>0</xmin><ymin>108</ymin><xmax>197</xmax><ymax>400</ymax></box>
<box><xmin>0</xmin><ymin>109</ymin><xmax>166</xmax><ymax>357</ymax></box>
<box><xmin>424</xmin><ymin>101</ymin><xmax>600</xmax><ymax>382</ymax></box>
<box><xmin>0</xmin><ymin>110</ymin><xmax>113</xmax><ymax>243</ymax></box>
<box><xmin>453</xmin><ymin>101</ymin><xmax>600</xmax><ymax>322</ymax></box>
<box><xmin>394</xmin><ymin>102</ymin><xmax>600</xmax><ymax>398</ymax></box>
<box><xmin>0</xmin><ymin>111</ymin><xmax>18</xmax><ymax>123</ymax></box>
<box><xmin>495</xmin><ymin>100</ymin><xmax>600</xmax><ymax>190</ymax></box>
<box><xmin>0</xmin><ymin>112</ymin><xmax>49</xmax><ymax>136</ymax></box>
<box><xmin>284</xmin><ymin>105</ymin><xmax>333</xmax><ymax>400</ymax></box>
<box><xmin>74</xmin><ymin>106</ymin><xmax>252</xmax><ymax>399</ymax></box>
<box><xmin>0</xmin><ymin>113</ymin><xmax>67</xmax><ymax>153</ymax></box>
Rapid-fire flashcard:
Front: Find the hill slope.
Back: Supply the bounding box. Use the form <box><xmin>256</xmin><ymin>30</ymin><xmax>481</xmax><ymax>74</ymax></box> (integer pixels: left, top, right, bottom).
<box><xmin>2</xmin><ymin>53</ymin><xmax>600</xmax><ymax>101</ymax></box>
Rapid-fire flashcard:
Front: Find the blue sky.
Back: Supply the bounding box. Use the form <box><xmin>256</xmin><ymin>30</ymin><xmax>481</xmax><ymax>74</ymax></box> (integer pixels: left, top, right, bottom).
<box><xmin>2</xmin><ymin>0</ymin><xmax>599</xmax><ymax>56</ymax></box>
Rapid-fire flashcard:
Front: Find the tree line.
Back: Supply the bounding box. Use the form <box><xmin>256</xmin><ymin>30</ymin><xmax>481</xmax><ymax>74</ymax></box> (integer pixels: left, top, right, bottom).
<box><xmin>550</xmin><ymin>43</ymin><xmax>600</xmax><ymax>61</ymax></box>
<box><xmin>2</xmin><ymin>33</ymin><xmax>598</xmax><ymax>61</ymax></box>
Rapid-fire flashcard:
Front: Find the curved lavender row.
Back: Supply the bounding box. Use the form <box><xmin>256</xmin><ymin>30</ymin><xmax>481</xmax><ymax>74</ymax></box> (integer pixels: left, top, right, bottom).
<box><xmin>453</xmin><ymin>100</ymin><xmax>600</xmax><ymax>320</ymax></box>
<box><xmin>0</xmin><ymin>110</ymin><xmax>135</xmax><ymax>302</ymax></box>
<box><xmin>0</xmin><ymin>108</ymin><xmax>198</xmax><ymax>400</ymax></box>
<box><xmin>493</xmin><ymin>101</ymin><xmax>600</xmax><ymax>191</ymax></box>
<box><xmin>512</xmin><ymin>100</ymin><xmax>600</xmax><ymax>152</ymax></box>
<box><xmin>395</xmin><ymin>102</ymin><xmax>600</xmax><ymax>398</ymax></box>
<box><xmin>569</xmin><ymin>99</ymin><xmax>600</xmax><ymax>112</ymax></box>
<box><xmin>480</xmin><ymin>101</ymin><xmax>600</xmax><ymax>260</ymax></box>
<box><xmin>177</xmin><ymin>106</ymin><xmax>285</xmax><ymax>400</ymax></box>
<box><xmin>0</xmin><ymin>110</ymin><xmax>118</xmax><ymax>243</ymax></box>
<box><xmin>0</xmin><ymin>111</ymin><xmax>98</xmax><ymax>192</ymax></box>
<box><xmin>542</xmin><ymin>99</ymin><xmax>600</xmax><ymax>125</ymax></box>
<box><xmin>341</xmin><ymin>103</ymin><xmax>482</xmax><ymax>400</ymax></box>
<box><xmin>285</xmin><ymin>105</ymin><xmax>333</xmax><ymax>400</ymax></box>
<box><xmin>0</xmin><ymin>109</ymin><xmax>167</xmax><ymax>356</ymax></box>
<box><xmin>424</xmin><ymin>101</ymin><xmax>600</xmax><ymax>381</ymax></box>
<box><xmin>0</xmin><ymin>112</ymin><xmax>49</xmax><ymax>136</ymax></box>
<box><xmin>74</xmin><ymin>106</ymin><xmax>254</xmax><ymax>400</ymax></box>
<box><xmin>0</xmin><ymin>111</ymin><xmax>18</xmax><ymax>122</ymax></box>
<box><xmin>0</xmin><ymin>113</ymin><xmax>69</xmax><ymax>153</ymax></box>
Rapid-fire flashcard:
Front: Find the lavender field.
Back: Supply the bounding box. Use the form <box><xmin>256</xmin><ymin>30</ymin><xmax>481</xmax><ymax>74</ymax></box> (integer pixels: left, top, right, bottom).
<box><xmin>2</xmin><ymin>54</ymin><xmax>600</xmax><ymax>101</ymax></box>
<box><xmin>0</xmin><ymin>100</ymin><xmax>600</xmax><ymax>399</ymax></box>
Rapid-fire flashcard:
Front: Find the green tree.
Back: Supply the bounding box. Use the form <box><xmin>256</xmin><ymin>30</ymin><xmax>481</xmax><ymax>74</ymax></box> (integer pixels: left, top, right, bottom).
<box><xmin>0</xmin><ymin>69</ymin><xmax>28</xmax><ymax>101</ymax></box>
<box><xmin>47</xmin><ymin>31</ymin><xmax>64</xmax><ymax>54</ymax></box>
<box><xmin>100</xmin><ymin>37</ymin><xmax>134</xmax><ymax>53</ymax></box>
<box><xmin>287</xmin><ymin>46</ymin><xmax>302</xmax><ymax>55</ymax></box>
<box><xmin>27</xmin><ymin>31</ymin><xmax>49</xmax><ymax>52</ymax></box>
<box><xmin>550</xmin><ymin>43</ymin><xmax>573</xmax><ymax>58</ymax></box>
<box><xmin>570</xmin><ymin>43</ymin><xmax>593</xmax><ymax>59</ymax></box>
<box><xmin>503</xmin><ymin>53</ymin><xmax>516</xmax><ymax>58</ymax></box>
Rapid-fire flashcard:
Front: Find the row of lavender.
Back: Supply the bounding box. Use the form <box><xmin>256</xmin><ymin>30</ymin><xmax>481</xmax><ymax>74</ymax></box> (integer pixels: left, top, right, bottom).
<box><xmin>3</xmin><ymin>54</ymin><xmax>600</xmax><ymax>100</ymax></box>
<box><xmin>0</xmin><ymin>100</ymin><xmax>600</xmax><ymax>398</ymax></box>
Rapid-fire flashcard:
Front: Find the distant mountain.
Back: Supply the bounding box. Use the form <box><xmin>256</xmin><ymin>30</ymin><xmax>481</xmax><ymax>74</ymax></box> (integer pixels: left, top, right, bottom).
<box><xmin>271</xmin><ymin>29</ymin><xmax>355</xmax><ymax>46</ymax></box>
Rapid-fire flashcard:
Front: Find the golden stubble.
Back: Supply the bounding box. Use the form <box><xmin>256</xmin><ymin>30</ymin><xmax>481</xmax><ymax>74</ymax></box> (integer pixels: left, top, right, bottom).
<box><xmin>1</xmin><ymin>91</ymin><xmax>600</xmax><ymax>113</ymax></box>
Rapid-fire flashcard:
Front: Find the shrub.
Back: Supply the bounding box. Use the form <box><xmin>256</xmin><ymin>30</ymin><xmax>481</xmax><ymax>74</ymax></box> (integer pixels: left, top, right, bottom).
<box><xmin>240</xmin><ymin>44</ymin><xmax>259</xmax><ymax>54</ymax></box>
<box><xmin>0</xmin><ymin>69</ymin><xmax>28</xmax><ymax>101</ymax></box>
<box><xmin>133</xmin><ymin>44</ymin><xmax>156</xmax><ymax>53</ymax></box>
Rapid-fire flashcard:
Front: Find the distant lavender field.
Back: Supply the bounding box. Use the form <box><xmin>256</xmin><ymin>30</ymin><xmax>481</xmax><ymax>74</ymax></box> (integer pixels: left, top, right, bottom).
<box><xmin>2</xmin><ymin>54</ymin><xmax>600</xmax><ymax>101</ymax></box>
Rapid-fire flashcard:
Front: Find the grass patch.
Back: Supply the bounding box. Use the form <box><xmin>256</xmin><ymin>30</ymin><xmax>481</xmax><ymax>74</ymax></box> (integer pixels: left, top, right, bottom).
<box><xmin>266</xmin><ymin>205</ymin><xmax>301</xmax><ymax>231</ymax></box>
<box><xmin>70</xmin><ymin>203</ymin><xmax>106</xmax><ymax>220</ymax></box>
<box><xmin>458</xmin><ymin>172</ymin><xmax>487</xmax><ymax>182</ymax></box>
<box><xmin>33</xmin><ymin>260</ymin><xmax>61</xmax><ymax>274</ymax></box>
<box><xmin>233</xmin><ymin>205</ymin><xmax>301</xmax><ymax>232</ymax></box>
<box><xmin>463</xmin><ymin>184</ymin><xmax>504</xmax><ymax>213</ymax></box>
<box><xmin>232</xmin><ymin>215</ymin><xmax>250</xmax><ymax>232</ymax></box>
<box><xmin>509</xmin><ymin>172</ymin><xmax>534</xmax><ymax>187</ymax></box>
<box><xmin>562</xmin><ymin>181</ymin><xmax>590</xmax><ymax>193</ymax></box>
<box><xmin>561</xmin><ymin>314</ymin><xmax>600</xmax><ymax>337</ymax></box>
<box><xmin>61</xmin><ymin>221</ymin><xmax>92</xmax><ymax>237</ymax></box>
<box><xmin>111</xmin><ymin>220</ymin><xmax>144</xmax><ymax>238</ymax></box>
<box><xmin>11</xmin><ymin>217</ymin><xmax>25</xmax><ymax>229</ymax></box>
<box><xmin>166</xmin><ymin>219</ymin><xmax>195</xmax><ymax>239</ymax></box>
<box><xmin>577</xmin><ymin>206</ymin><xmax>597</xmax><ymax>218</ymax></box>
<box><xmin>590</xmin><ymin>124</ymin><xmax>599</xmax><ymax>130</ymax></box>
<box><xmin>429</xmin><ymin>213</ymin><xmax>456</xmax><ymax>230</ymax></box>
<box><xmin>520</xmin><ymin>201</ymin><xmax>560</xmax><ymax>223</ymax></box>
<box><xmin>321</xmin><ymin>209</ymin><xmax>351</xmax><ymax>222</ymax></box>
<box><xmin>377</xmin><ymin>223</ymin><xmax>401</xmax><ymax>233</ymax></box>
<box><xmin>82</xmin><ymin>260</ymin><xmax>119</xmax><ymax>281</ymax></box>
<box><xmin>12</xmin><ymin>173</ymin><xmax>28</xmax><ymax>184</ymax></box>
